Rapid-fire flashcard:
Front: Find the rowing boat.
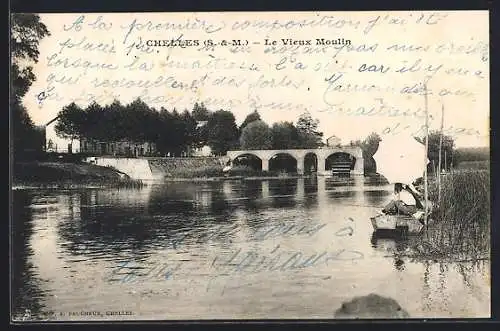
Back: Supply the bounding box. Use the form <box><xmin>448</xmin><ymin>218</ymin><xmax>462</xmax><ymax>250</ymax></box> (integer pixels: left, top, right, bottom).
<box><xmin>370</xmin><ymin>213</ymin><xmax>425</xmax><ymax>235</ymax></box>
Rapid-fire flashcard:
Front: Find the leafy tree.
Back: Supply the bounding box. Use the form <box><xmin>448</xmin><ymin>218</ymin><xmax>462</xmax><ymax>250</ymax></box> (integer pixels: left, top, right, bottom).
<box><xmin>156</xmin><ymin>107</ymin><xmax>175</xmax><ymax>154</ymax></box>
<box><xmin>351</xmin><ymin>132</ymin><xmax>381</xmax><ymax>174</ymax></box>
<box><xmin>192</xmin><ymin>102</ymin><xmax>211</xmax><ymax>121</ymax></box>
<box><xmin>54</xmin><ymin>103</ymin><xmax>86</xmax><ymax>145</ymax></box>
<box><xmin>11</xmin><ymin>14</ymin><xmax>50</xmax><ymax>103</ymax></box>
<box><xmin>421</xmin><ymin>131</ymin><xmax>455</xmax><ymax>172</ymax></box>
<box><xmin>270</xmin><ymin>121</ymin><xmax>300</xmax><ymax>149</ymax></box>
<box><xmin>362</xmin><ymin>132</ymin><xmax>382</xmax><ymax>157</ymax></box>
<box><xmin>295</xmin><ymin>112</ymin><xmax>324</xmax><ymax>148</ymax></box>
<box><xmin>240</xmin><ymin>120</ymin><xmax>272</xmax><ymax>150</ymax></box>
<box><xmin>11</xmin><ymin>14</ymin><xmax>50</xmax><ymax>157</ymax></box>
<box><xmin>207</xmin><ymin>110</ymin><xmax>239</xmax><ymax>155</ymax></box>
<box><xmin>239</xmin><ymin>110</ymin><xmax>261</xmax><ymax>132</ymax></box>
<box><xmin>83</xmin><ymin>101</ymin><xmax>105</xmax><ymax>140</ymax></box>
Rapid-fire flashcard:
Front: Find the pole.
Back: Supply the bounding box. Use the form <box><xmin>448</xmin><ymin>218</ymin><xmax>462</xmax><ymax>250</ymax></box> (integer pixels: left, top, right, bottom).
<box><xmin>438</xmin><ymin>103</ymin><xmax>444</xmax><ymax>206</ymax></box>
<box><xmin>424</xmin><ymin>82</ymin><xmax>429</xmax><ymax>229</ymax></box>
<box><xmin>445</xmin><ymin>149</ymin><xmax>447</xmax><ymax>172</ymax></box>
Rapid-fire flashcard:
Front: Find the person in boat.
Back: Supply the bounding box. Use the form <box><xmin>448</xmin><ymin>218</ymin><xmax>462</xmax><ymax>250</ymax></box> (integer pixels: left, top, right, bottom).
<box><xmin>382</xmin><ymin>183</ymin><xmax>419</xmax><ymax>216</ymax></box>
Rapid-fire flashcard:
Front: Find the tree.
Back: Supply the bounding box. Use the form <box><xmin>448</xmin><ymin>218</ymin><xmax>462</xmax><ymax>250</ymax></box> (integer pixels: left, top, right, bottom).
<box><xmin>180</xmin><ymin>110</ymin><xmax>197</xmax><ymax>154</ymax></box>
<box><xmin>295</xmin><ymin>112</ymin><xmax>324</xmax><ymax>148</ymax></box>
<box><xmin>192</xmin><ymin>102</ymin><xmax>211</xmax><ymax>121</ymax></box>
<box><xmin>354</xmin><ymin>132</ymin><xmax>381</xmax><ymax>174</ymax></box>
<box><xmin>270</xmin><ymin>121</ymin><xmax>300</xmax><ymax>149</ymax></box>
<box><xmin>156</xmin><ymin>107</ymin><xmax>175</xmax><ymax>155</ymax></box>
<box><xmin>362</xmin><ymin>132</ymin><xmax>382</xmax><ymax>157</ymax></box>
<box><xmin>11</xmin><ymin>14</ymin><xmax>50</xmax><ymax>103</ymax></box>
<box><xmin>240</xmin><ymin>120</ymin><xmax>272</xmax><ymax>150</ymax></box>
<box><xmin>206</xmin><ymin>110</ymin><xmax>239</xmax><ymax>155</ymax></box>
<box><xmin>83</xmin><ymin>101</ymin><xmax>105</xmax><ymax>140</ymax></box>
<box><xmin>422</xmin><ymin>131</ymin><xmax>455</xmax><ymax>172</ymax></box>
<box><xmin>54</xmin><ymin>103</ymin><xmax>86</xmax><ymax>145</ymax></box>
<box><xmin>239</xmin><ymin>110</ymin><xmax>261</xmax><ymax>132</ymax></box>
<box><xmin>11</xmin><ymin>14</ymin><xmax>50</xmax><ymax>157</ymax></box>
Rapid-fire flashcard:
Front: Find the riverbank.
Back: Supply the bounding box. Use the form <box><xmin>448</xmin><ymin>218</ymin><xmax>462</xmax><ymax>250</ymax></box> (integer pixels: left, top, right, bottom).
<box><xmin>407</xmin><ymin>169</ymin><xmax>490</xmax><ymax>260</ymax></box>
<box><xmin>12</xmin><ymin>162</ymin><xmax>145</xmax><ymax>189</ymax></box>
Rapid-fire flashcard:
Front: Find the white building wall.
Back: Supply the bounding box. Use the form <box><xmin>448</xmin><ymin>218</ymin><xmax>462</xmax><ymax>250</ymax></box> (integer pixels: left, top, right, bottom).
<box><xmin>45</xmin><ymin>122</ymin><xmax>80</xmax><ymax>153</ymax></box>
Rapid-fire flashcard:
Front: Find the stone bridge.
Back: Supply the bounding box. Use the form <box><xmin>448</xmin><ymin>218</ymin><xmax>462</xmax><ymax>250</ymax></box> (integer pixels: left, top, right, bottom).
<box><xmin>226</xmin><ymin>147</ymin><xmax>364</xmax><ymax>175</ymax></box>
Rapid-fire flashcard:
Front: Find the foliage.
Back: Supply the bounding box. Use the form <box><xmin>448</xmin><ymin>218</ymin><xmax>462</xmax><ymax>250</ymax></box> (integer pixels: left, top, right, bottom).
<box><xmin>11</xmin><ymin>14</ymin><xmax>50</xmax><ymax>157</ymax></box>
<box><xmin>55</xmin><ymin>99</ymin><xmax>197</xmax><ymax>156</ymax></box>
<box><xmin>239</xmin><ymin>110</ymin><xmax>261</xmax><ymax>132</ymax></box>
<box><xmin>54</xmin><ymin>103</ymin><xmax>86</xmax><ymax>142</ymax></box>
<box><xmin>421</xmin><ymin>131</ymin><xmax>455</xmax><ymax>171</ymax></box>
<box><xmin>191</xmin><ymin>103</ymin><xmax>211</xmax><ymax>148</ymax></box>
<box><xmin>270</xmin><ymin>122</ymin><xmax>300</xmax><ymax>149</ymax></box>
<box><xmin>192</xmin><ymin>102</ymin><xmax>211</xmax><ymax>121</ymax></box>
<box><xmin>295</xmin><ymin>112</ymin><xmax>324</xmax><ymax>148</ymax></box>
<box><xmin>240</xmin><ymin>120</ymin><xmax>272</xmax><ymax>150</ymax></box>
<box><xmin>350</xmin><ymin>132</ymin><xmax>381</xmax><ymax>173</ymax></box>
<box><xmin>206</xmin><ymin>110</ymin><xmax>239</xmax><ymax>155</ymax></box>
<box><xmin>454</xmin><ymin>147</ymin><xmax>489</xmax><ymax>163</ymax></box>
<box><xmin>11</xmin><ymin>13</ymin><xmax>50</xmax><ymax>103</ymax></box>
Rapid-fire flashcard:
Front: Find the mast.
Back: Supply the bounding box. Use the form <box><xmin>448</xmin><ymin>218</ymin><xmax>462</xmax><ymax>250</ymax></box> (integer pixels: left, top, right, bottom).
<box><xmin>444</xmin><ymin>149</ymin><xmax>447</xmax><ymax>172</ymax></box>
<box><xmin>424</xmin><ymin>82</ymin><xmax>429</xmax><ymax>229</ymax></box>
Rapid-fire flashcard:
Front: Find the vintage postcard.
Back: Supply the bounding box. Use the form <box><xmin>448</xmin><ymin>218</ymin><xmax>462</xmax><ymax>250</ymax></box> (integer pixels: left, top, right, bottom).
<box><xmin>10</xmin><ymin>11</ymin><xmax>490</xmax><ymax>321</ymax></box>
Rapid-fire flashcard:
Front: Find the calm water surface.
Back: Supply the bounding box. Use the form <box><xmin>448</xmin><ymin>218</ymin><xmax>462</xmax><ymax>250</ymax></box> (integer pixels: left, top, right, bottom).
<box><xmin>12</xmin><ymin>177</ymin><xmax>490</xmax><ymax>320</ymax></box>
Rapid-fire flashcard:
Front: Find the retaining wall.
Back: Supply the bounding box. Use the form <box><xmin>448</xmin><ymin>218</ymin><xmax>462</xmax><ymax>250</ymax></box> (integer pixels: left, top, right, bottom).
<box><xmin>85</xmin><ymin>157</ymin><xmax>224</xmax><ymax>180</ymax></box>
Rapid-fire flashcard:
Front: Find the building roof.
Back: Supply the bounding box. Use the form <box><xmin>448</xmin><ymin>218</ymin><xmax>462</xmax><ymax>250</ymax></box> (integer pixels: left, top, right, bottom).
<box><xmin>45</xmin><ymin>116</ymin><xmax>60</xmax><ymax>127</ymax></box>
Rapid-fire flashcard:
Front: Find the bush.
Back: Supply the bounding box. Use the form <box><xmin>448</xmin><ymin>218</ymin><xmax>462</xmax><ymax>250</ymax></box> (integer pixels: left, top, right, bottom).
<box><xmin>169</xmin><ymin>165</ymin><xmax>224</xmax><ymax>178</ymax></box>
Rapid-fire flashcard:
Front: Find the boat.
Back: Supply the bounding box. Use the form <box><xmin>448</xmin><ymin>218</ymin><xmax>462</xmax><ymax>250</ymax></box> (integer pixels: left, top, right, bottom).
<box><xmin>370</xmin><ymin>213</ymin><xmax>425</xmax><ymax>235</ymax></box>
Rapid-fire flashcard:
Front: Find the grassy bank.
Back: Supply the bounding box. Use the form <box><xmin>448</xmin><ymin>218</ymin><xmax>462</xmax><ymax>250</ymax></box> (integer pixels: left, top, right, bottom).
<box><xmin>414</xmin><ymin>169</ymin><xmax>490</xmax><ymax>259</ymax></box>
<box><xmin>13</xmin><ymin>162</ymin><xmax>145</xmax><ymax>189</ymax></box>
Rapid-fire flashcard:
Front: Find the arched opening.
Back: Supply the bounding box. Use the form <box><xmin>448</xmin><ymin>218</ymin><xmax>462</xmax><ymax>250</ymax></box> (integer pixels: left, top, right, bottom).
<box><xmin>269</xmin><ymin>153</ymin><xmax>297</xmax><ymax>173</ymax></box>
<box><xmin>304</xmin><ymin>153</ymin><xmax>318</xmax><ymax>174</ymax></box>
<box><xmin>233</xmin><ymin>154</ymin><xmax>262</xmax><ymax>171</ymax></box>
<box><xmin>326</xmin><ymin>152</ymin><xmax>356</xmax><ymax>175</ymax></box>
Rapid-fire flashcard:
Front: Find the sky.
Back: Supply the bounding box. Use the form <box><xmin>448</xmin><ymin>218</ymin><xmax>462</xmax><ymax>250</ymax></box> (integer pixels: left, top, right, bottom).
<box><xmin>21</xmin><ymin>11</ymin><xmax>489</xmax><ymax>148</ymax></box>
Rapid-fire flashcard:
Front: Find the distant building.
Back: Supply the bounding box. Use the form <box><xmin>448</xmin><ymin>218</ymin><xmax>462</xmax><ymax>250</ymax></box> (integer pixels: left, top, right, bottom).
<box><xmin>326</xmin><ymin>135</ymin><xmax>342</xmax><ymax>147</ymax></box>
<box><xmin>44</xmin><ymin>116</ymin><xmax>80</xmax><ymax>153</ymax></box>
<box><xmin>80</xmin><ymin>138</ymin><xmax>157</xmax><ymax>157</ymax></box>
<box><xmin>188</xmin><ymin>120</ymin><xmax>213</xmax><ymax>157</ymax></box>
<box><xmin>190</xmin><ymin>145</ymin><xmax>212</xmax><ymax>157</ymax></box>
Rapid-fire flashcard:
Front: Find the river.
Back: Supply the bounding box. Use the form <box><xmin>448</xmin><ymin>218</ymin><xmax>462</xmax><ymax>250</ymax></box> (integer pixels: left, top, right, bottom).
<box><xmin>11</xmin><ymin>176</ymin><xmax>490</xmax><ymax>320</ymax></box>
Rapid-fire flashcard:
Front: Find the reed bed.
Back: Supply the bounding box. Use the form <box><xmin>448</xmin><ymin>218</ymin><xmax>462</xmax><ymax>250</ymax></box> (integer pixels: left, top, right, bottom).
<box><xmin>417</xmin><ymin>169</ymin><xmax>490</xmax><ymax>259</ymax></box>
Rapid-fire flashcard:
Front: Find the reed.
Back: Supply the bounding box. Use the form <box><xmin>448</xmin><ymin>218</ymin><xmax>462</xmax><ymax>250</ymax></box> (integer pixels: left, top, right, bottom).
<box><xmin>419</xmin><ymin>169</ymin><xmax>490</xmax><ymax>259</ymax></box>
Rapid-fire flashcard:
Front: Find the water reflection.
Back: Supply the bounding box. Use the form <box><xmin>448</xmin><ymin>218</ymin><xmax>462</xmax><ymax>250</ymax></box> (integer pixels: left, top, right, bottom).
<box><xmin>370</xmin><ymin>233</ymin><xmax>410</xmax><ymax>271</ymax></box>
<box><xmin>11</xmin><ymin>176</ymin><xmax>490</xmax><ymax>320</ymax></box>
<box><xmin>12</xmin><ymin>191</ymin><xmax>48</xmax><ymax>320</ymax></box>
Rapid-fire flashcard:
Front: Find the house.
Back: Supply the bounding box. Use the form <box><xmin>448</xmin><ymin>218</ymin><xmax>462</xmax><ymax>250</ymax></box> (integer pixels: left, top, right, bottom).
<box><xmin>44</xmin><ymin>116</ymin><xmax>80</xmax><ymax>153</ymax></box>
<box><xmin>326</xmin><ymin>135</ymin><xmax>342</xmax><ymax>147</ymax></box>
<box><xmin>188</xmin><ymin>120</ymin><xmax>213</xmax><ymax>157</ymax></box>
<box><xmin>190</xmin><ymin>145</ymin><xmax>212</xmax><ymax>157</ymax></box>
<box><xmin>79</xmin><ymin>138</ymin><xmax>157</xmax><ymax>157</ymax></box>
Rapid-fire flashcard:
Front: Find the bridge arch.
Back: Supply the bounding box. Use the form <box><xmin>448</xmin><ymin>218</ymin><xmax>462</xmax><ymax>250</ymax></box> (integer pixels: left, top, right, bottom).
<box><xmin>304</xmin><ymin>152</ymin><xmax>318</xmax><ymax>174</ymax></box>
<box><xmin>232</xmin><ymin>153</ymin><xmax>263</xmax><ymax>171</ymax></box>
<box><xmin>226</xmin><ymin>147</ymin><xmax>364</xmax><ymax>175</ymax></box>
<box><xmin>325</xmin><ymin>152</ymin><xmax>356</xmax><ymax>174</ymax></box>
<box><xmin>268</xmin><ymin>152</ymin><xmax>298</xmax><ymax>173</ymax></box>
